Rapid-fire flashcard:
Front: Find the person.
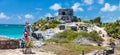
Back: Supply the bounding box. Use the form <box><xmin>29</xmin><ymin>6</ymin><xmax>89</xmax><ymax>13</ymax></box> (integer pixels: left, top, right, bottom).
<box><xmin>20</xmin><ymin>37</ymin><xmax>25</xmax><ymax>48</ymax></box>
<box><xmin>24</xmin><ymin>32</ymin><xmax>31</xmax><ymax>47</ymax></box>
<box><xmin>24</xmin><ymin>22</ymin><xmax>31</xmax><ymax>36</ymax></box>
<box><xmin>23</xmin><ymin>22</ymin><xmax>34</xmax><ymax>54</ymax></box>
<box><xmin>24</xmin><ymin>32</ymin><xmax>33</xmax><ymax>54</ymax></box>
<box><xmin>20</xmin><ymin>37</ymin><xmax>26</xmax><ymax>52</ymax></box>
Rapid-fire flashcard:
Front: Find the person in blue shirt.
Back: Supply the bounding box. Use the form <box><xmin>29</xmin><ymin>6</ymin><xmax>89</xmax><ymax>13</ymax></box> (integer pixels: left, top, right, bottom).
<box><xmin>24</xmin><ymin>22</ymin><xmax>31</xmax><ymax>36</ymax></box>
<box><xmin>23</xmin><ymin>22</ymin><xmax>35</xmax><ymax>54</ymax></box>
<box><xmin>24</xmin><ymin>22</ymin><xmax>33</xmax><ymax>36</ymax></box>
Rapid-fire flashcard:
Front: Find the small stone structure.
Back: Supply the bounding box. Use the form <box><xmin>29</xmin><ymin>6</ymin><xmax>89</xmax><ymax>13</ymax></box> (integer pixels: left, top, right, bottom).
<box><xmin>33</xmin><ymin>29</ymin><xmax>55</xmax><ymax>40</ymax></box>
<box><xmin>59</xmin><ymin>25</ymin><xmax>65</xmax><ymax>30</ymax></box>
<box><xmin>49</xmin><ymin>8</ymin><xmax>77</xmax><ymax>23</ymax></box>
<box><xmin>71</xmin><ymin>26</ymin><xmax>77</xmax><ymax>31</ymax></box>
<box><xmin>0</xmin><ymin>40</ymin><xmax>20</xmax><ymax>49</ymax></box>
<box><xmin>80</xmin><ymin>26</ymin><xmax>88</xmax><ymax>31</ymax></box>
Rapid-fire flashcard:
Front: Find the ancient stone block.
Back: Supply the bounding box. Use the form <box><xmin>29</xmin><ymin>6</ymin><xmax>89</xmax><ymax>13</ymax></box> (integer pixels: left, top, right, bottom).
<box><xmin>0</xmin><ymin>40</ymin><xmax>20</xmax><ymax>49</ymax></box>
<box><xmin>59</xmin><ymin>25</ymin><xmax>65</xmax><ymax>30</ymax></box>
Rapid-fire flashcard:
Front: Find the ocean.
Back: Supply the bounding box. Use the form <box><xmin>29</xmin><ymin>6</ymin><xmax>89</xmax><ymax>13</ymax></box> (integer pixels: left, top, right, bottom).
<box><xmin>0</xmin><ymin>24</ymin><xmax>25</xmax><ymax>38</ymax></box>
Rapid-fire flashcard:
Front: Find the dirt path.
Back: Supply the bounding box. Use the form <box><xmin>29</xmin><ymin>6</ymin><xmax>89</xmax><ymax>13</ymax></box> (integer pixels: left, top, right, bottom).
<box><xmin>0</xmin><ymin>48</ymin><xmax>55</xmax><ymax>55</ymax></box>
<box><xmin>94</xmin><ymin>25</ymin><xmax>111</xmax><ymax>46</ymax></box>
<box><xmin>86</xmin><ymin>26</ymin><xmax>120</xmax><ymax>55</ymax></box>
<box><xmin>85</xmin><ymin>50</ymin><xmax>98</xmax><ymax>55</ymax></box>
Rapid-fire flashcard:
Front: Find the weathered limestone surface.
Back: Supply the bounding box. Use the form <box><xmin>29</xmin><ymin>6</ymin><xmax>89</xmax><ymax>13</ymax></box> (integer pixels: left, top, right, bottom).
<box><xmin>0</xmin><ymin>39</ymin><xmax>20</xmax><ymax>49</ymax></box>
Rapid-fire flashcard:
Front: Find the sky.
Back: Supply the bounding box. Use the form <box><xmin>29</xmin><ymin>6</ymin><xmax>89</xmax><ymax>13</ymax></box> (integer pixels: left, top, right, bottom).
<box><xmin>0</xmin><ymin>0</ymin><xmax>120</xmax><ymax>24</ymax></box>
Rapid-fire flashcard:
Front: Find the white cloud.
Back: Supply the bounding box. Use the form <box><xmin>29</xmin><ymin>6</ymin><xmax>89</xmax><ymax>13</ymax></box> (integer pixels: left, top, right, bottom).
<box><xmin>101</xmin><ymin>3</ymin><xmax>118</xmax><ymax>12</ymax></box>
<box><xmin>0</xmin><ymin>12</ymin><xmax>9</xmax><ymax>19</ymax></box>
<box><xmin>71</xmin><ymin>2</ymin><xmax>84</xmax><ymax>11</ymax></box>
<box><xmin>39</xmin><ymin>16</ymin><xmax>44</xmax><ymax>19</ymax></box>
<box><xmin>54</xmin><ymin>12</ymin><xmax>58</xmax><ymax>16</ymax></box>
<box><xmin>50</xmin><ymin>3</ymin><xmax>62</xmax><ymax>10</ymax></box>
<box><xmin>17</xmin><ymin>16</ymin><xmax>22</xmax><ymax>19</ymax></box>
<box><xmin>45</xmin><ymin>13</ymin><xmax>52</xmax><ymax>17</ymax></box>
<box><xmin>84</xmin><ymin>0</ymin><xmax>93</xmax><ymax>5</ymax></box>
<box><xmin>98</xmin><ymin>0</ymin><xmax>104</xmax><ymax>4</ymax></box>
<box><xmin>24</xmin><ymin>14</ymin><xmax>34</xmax><ymax>19</ymax></box>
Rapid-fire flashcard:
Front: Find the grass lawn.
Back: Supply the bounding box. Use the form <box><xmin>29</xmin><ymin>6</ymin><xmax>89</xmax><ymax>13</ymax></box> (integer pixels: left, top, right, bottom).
<box><xmin>42</xmin><ymin>43</ymin><xmax>105</xmax><ymax>55</ymax></box>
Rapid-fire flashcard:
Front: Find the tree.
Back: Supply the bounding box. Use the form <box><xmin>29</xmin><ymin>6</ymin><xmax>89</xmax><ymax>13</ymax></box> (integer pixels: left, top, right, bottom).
<box><xmin>103</xmin><ymin>19</ymin><xmax>120</xmax><ymax>39</ymax></box>
<box><xmin>77</xmin><ymin>18</ymin><xmax>81</xmax><ymax>22</ymax></box>
<box><xmin>90</xmin><ymin>19</ymin><xmax>94</xmax><ymax>24</ymax></box>
<box><xmin>94</xmin><ymin>17</ymin><xmax>101</xmax><ymax>23</ymax></box>
<box><xmin>92</xmin><ymin>16</ymin><xmax>102</xmax><ymax>26</ymax></box>
<box><xmin>46</xmin><ymin>17</ymin><xmax>49</xmax><ymax>21</ymax></box>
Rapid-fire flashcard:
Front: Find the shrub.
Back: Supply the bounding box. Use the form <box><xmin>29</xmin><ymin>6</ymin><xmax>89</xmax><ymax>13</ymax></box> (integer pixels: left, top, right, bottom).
<box><xmin>58</xmin><ymin>30</ymin><xmax>78</xmax><ymax>39</ymax></box>
<box><xmin>33</xmin><ymin>19</ymin><xmax>61</xmax><ymax>30</ymax></box>
<box><xmin>77</xmin><ymin>31</ymin><xmax>89</xmax><ymax>38</ymax></box>
<box><xmin>29</xmin><ymin>41</ymin><xmax>34</xmax><ymax>48</ymax></box>
<box><xmin>103</xmin><ymin>20</ymin><xmax>120</xmax><ymax>38</ymax></box>
<box><xmin>45</xmin><ymin>30</ymin><xmax>104</xmax><ymax>44</ymax></box>
<box><xmin>51</xmin><ymin>20</ymin><xmax>61</xmax><ymax>24</ymax></box>
<box><xmin>45</xmin><ymin>38</ymin><xmax>59</xmax><ymax>43</ymax></box>
<box><xmin>48</xmin><ymin>24</ymin><xmax>57</xmax><ymax>28</ymax></box>
<box><xmin>89</xmin><ymin>31</ymin><xmax>104</xmax><ymax>43</ymax></box>
<box><xmin>59</xmin><ymin>38</ymin><xmax>70</xmax><ymax>43</ymax></box>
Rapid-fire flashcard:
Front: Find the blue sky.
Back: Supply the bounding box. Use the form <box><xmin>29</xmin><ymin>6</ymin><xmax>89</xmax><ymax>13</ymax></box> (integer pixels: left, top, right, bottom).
<box><xmin>0</xmin><ymin>0</ymin><xmax>120</xmax><ymax>24</ymax></box>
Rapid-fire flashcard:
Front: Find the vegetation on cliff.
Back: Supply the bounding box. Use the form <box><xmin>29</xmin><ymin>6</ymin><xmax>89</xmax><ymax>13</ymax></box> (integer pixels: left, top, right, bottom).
<box><xmin>45</xmin><ymin>30</ymin><xmax>104</xmax><ymax>43</ymax></box>
<box><xmin>43</xmin><ymin>44</ymin><xmax>104</xmax><ymax>55</ymax></box>
<box><xmin>33</xmin><ymin>16</ymin><xmax>102</xmax><ymax>31</ymax></box>
<box><xmin>82</xmin><ymin>16</ymin><xmax>102</xmax><ymax>26</ymax></box>
<box><xmin>33</xmin><ymin>19</ymin><xmax>61</xmax><ymax>31</ymax></box>
<box><xmin>103</xmin><ymin>19</ymin><xmax>120</xmax><ymax>38</ymax></box>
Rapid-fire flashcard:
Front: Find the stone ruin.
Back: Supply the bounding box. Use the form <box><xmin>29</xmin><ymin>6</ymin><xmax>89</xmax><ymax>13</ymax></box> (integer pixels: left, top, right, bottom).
<box><xmin>80</xmin><ymin>26</ymin><xmax>88</xmax><ymax>31</ymax></box>
<box><xmin>59</xmin><ymin>25</ymin><xmax>65</xmax><ymax>30</ymax></box>
<box><xmin>49</xmin><ymin>8</ymin><xmax>77</xmax><ymax>23</ymax></box>
<box><xmin>71</xmin><ymin>26</ymin><xmax>77</xmax><ymax>31</ymax></box>
<box><xmin>0</xmin><ymin>40</ymin><xmax>20</xmax><ymax>49</ymax></box>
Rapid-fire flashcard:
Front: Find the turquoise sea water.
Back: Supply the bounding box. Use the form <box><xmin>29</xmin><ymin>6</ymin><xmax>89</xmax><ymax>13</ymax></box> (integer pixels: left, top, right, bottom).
<box><xmin>0</xmin><ymin>24</ymin><xmax>25</xmax><ymax>38</ymax></box>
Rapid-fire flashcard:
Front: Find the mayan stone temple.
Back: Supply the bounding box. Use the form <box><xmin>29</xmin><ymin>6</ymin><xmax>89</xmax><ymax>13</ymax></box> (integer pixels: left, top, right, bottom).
<box><xmin>49</xmin><ymin>8</ymin><xmax>77</xmax><ymax>23</ymax></box>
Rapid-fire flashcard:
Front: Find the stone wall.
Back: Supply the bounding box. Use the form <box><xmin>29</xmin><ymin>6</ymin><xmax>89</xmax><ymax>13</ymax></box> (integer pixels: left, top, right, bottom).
<box><xmin>58</xmin><ymin>9</ymin><xmax>73</xmax><ymax>16</ymax></box>
<box><xmin>56</xmin><ymin>9</ymin><xmax>77</xmax><ymax>23</ymax></box>
<box><xmin>0</xmin><ymin>40</ymin><xmax>20</xmax><ymax>49</ymax></box>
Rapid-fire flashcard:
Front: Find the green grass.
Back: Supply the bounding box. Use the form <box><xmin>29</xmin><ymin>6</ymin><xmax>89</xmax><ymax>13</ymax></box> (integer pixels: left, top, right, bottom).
<box><xmin>60</xmin><ymin>44</ymin><xmax>104</xmax><ymax>53</ymax></box>
<box><xmin>33</xmin><ymin>19</ymin><xmax>61</xmax><ymax>30</ymax></box>
<box><xmin>43</xmin><ymin>44</ymin><xmax>105</xmax><ymax>55</ymax></box>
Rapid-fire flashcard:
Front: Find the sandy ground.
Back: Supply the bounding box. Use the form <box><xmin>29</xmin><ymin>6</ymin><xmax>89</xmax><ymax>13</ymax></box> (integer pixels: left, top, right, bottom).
<box><xmin>94</xmin><ymin>25</ymin><xmax>111</xmax><ymax>46</ymax></box>
<box><xmin>0</xmin><ymin>48</ymin><xmax>55</xmax><ymax>55</ymax></box>
<box><xmin>0</xmin><ymin>37</ymin><xmax>9</xmax><ymax>40</ymax></box>
<box><xmin>0</xmin><ymin>37</ymin><xmax>55</xmax><ymax>55</ymax></box>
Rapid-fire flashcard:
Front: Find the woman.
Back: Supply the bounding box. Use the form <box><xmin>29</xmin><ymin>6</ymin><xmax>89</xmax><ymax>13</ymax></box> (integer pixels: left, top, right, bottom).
<box><xmin>24</xmin><ymin>32</ymin><xmax>31</xmax><ymax>47</ymax></box>
<box><xmin>24</xmin><ymin>32</ymin><xmax>32</xmax><ymax>54</ymax></box>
